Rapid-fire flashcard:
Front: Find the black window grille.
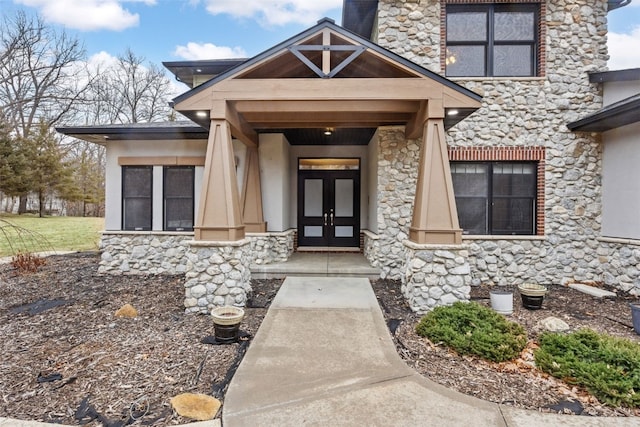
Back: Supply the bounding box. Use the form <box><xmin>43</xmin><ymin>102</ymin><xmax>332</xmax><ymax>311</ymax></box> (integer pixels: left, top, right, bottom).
<box><xmin>122</xmin><ymin>166</ymin><xmax>152</xmax><ymax>231</ymax></box>
<box><xmin>451</xmin><ymin>162</ymin><xmax>537</xmax><ymax>235</ymax></box>
<box><xmin>164</xmin><ymin>166</ymin><xmax>194</xmax><ymax>231</ymax></box>
<box><xmin>445</xmin><ymin>4</ymin><xmax>539</xmax><ymax>77</ymax></box>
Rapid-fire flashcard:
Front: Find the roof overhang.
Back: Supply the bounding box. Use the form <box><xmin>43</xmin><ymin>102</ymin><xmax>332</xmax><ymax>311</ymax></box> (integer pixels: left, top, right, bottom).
<box><xmin>608</xmin><ymin>0</ymin><xmax>632</xmax><ymax>11</ymax></box>
<box><xmin>567</xmin><ymin>93</ymin><xmax>640</xmax><ymax>132</ymax></box>
<box><xmin>56</xmin><ymin>122</ymin><xmax>208</xmax><ymax>144</ymax></box>
<box><xmin>172</xmin><ymin>18</ymin><xmax>482</xmax><ymax>144</ymax></box>
<box><xmin>163</xmin><ymin>59</ymin><xmax>247</xmax><ymax>88</ymax></box>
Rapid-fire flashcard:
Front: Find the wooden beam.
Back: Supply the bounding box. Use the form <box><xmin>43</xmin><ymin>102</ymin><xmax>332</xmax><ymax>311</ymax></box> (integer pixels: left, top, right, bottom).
<box><xmin>243</xmin><ymin>111</ymin><xmax>411</xmax><ymax>125</ymax></box>
<box><xmin>211</xmin><ymin>78</ymin><xmax>446</xmax><ymax>101</ymax></box>
<box><xmin>210</xmin><ymin>101</ymin><xmax>258</xmax><ymax>148</ymax></box>
<box><xmin>405</xmin><ymin>100</ymin><xmax>429</xmax><ymax>139</ymax></box>
<box><xmin>322</xmin><ymin>29</ymin><xmax>330</xmax><ymax>75</ymax></box>
<box><xmin>233</xmin><ymin>99</ymin><xmax>420</xmax><ymax>114</ymax></box>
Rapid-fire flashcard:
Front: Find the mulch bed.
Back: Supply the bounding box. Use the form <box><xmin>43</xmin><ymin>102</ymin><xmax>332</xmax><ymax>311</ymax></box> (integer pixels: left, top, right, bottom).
<box><xmin>1</xmin><ymin>253</ymin><xmax>639</xmax><ymax>425</ymax></box>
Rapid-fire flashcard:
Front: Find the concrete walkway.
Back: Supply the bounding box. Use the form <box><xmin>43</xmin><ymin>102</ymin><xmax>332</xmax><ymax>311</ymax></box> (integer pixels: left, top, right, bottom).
<box><xmin>223</xmin><ymin>277</ymin><xmax>639</xmax><ymax>426</ymax></box>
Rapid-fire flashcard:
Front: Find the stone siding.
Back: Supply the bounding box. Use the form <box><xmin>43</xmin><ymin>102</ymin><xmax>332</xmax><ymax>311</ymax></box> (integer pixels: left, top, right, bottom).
<box><xmin>376</xmin><ymin>127</ymin><xmax>420</xmax><ymax>279</ymax></box>
<box><xmin>363</xmin><ymin>230</ymin><xmax>382</xmax><ymax>268</ymax></box>
<box><xmin>248</xmin><ymin>230</ymin><xmax>295</xmax><ymax>265</ymax></box>
<box><xmin>369</xmin><ymin>0</ymin><xmax>639</xmax><ymax>299</ymax></box>
<box><xmin>99</xmin><ymin>231</ymin><xmax>294</xmax><ymax>275</ymax></box>
<box><xmin>99</xmin><ymin>233</ymin><xmax>193</xmax><ymax>274</ymax></box>
<box><xmin>598</xmin><ymin>239</ymin><xmax>640</xmax><ymax>295</ymax></box>
<box><xmin>184</xmin><ymin>240</ymin><xmax>252</xmax><ymax>314</ymax></box>
<box><xmin>402</xmin><ymin>242</ymin><xmax>472</xmax><ymax>313</ymax></box>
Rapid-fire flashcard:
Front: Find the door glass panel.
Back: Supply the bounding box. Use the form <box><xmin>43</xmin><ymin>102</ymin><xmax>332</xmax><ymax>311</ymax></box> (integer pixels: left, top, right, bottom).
<box><xmin>334</xmin><ymin>179</ymin><xmax>353</xmax><ymax>217</ymax></box>
<box><xmin>304</xmin><ymin>179</ymin><xmax>323</xmax><ymax>216</ymax></box>
<box><xmin>335</xmin><ymin>226</ymin><xmax>353</xmax><ymax>238</ymax></box>
<box><xmin>304</xmin><ymin>226</ymin><xmax>323</xmax><ymax>237</ymax></box>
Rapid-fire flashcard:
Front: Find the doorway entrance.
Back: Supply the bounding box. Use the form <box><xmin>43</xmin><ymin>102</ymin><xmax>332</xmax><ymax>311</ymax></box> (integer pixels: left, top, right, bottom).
<box><xmin>297</xmin><ymin>158</ymin><xmax>360</xmax><ymax>248</ymax></box>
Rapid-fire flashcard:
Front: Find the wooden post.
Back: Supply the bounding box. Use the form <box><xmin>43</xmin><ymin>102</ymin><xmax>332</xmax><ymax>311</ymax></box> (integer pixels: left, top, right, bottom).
<box><xmin>409</xmin><ymin>117</ymin><xmax>462</xmax><ymax>244</ymax></box>
<box><xmin>241</xmin><ymin>147</ymin><xmax>267</xmax><ymax>232</ymax></box>
<box><xmin>194</xmin><ymin>119</ymin><xmax>245</xmax><ymax>241</ymax></box>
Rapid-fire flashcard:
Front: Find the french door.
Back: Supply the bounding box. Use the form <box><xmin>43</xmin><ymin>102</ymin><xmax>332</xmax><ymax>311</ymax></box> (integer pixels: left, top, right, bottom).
<box><xmin>297</xmin><ymin>161</ymin><xmax>360</xmax><ymax>247</ymax></box>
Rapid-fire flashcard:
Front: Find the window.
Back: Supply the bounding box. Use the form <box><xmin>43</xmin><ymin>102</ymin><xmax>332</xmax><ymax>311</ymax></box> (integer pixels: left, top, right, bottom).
<box><xmin>122</xmin><ymin>166</ymin><xmax>152</xmax><ymax>231</ymax></box>
<box><xmin>451</xmin><ymin>162</ymin><xmax>536</xmax><ymax>235</ymax></box>
<box><xmin>445</xmin><ymin>4</ymin><xmax>539</xmax><ymax>77</ymax></box>
<box><xmin>164</xmin><ymin>166</ymin><xmax>194</xmax><ymax>231</ymax></box>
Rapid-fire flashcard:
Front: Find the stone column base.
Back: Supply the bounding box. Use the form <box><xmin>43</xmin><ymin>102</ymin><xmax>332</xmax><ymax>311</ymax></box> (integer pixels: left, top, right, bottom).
<box><xmin>402</xmin><ymin>241</ymin><xmax>472</xmax><ymax>314</ymax></box>
<box><xmin>184</xmin><ymin>239</ymin><xmax>252</xmax><ymax>314</ymax></box>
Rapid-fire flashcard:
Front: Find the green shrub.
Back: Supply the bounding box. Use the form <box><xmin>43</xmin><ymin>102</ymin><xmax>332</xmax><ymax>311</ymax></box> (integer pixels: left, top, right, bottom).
<box><xmin>415</xmin><ymin>301</ymin><xmax>527</xmax><ymax>362</ymax></box>
<box><xmin>535</xmin><ymin>329</ymin><xmax>640</xmax><ymax>407</ymax></box>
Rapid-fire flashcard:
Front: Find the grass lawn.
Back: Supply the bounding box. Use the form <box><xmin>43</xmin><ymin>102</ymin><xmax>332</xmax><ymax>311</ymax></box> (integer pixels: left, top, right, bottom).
<box><xmin>0</xmin><ymin>214</ymin><xmax>104</xmax><ymax>257</ymax></box>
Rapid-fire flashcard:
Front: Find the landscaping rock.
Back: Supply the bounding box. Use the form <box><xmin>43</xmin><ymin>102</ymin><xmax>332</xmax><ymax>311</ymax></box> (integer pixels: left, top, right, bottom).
<box><xmin>114</xmin><ymin>303</ymin><xmax>137</xmax><ymax>318</ymax></box>
<box><xmin>538</xmin><ymin>316</ymin><xmax>570</xmax><ymax>332</ymax></box>
<box><xmin>170</xmin><ymin>393</ymin><xmax>221</xmax><ymax>421</ymax></box>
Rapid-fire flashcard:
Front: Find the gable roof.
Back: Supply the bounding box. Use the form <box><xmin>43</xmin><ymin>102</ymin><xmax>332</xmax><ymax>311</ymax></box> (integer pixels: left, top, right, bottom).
<box><xmin>172</xmin><ymin>18</ymin><xmax>481</xmax><ymax>107</ymax></box>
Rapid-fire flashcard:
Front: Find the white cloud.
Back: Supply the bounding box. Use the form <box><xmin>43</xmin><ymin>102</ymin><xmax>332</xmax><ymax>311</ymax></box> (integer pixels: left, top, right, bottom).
<box><xmin>173</xmin><ymin>42</ymin><xmax>247</xmax><ymax>60</ymax></box>
<box><xmin>608</xmin><ymin>26</ymin><xmax>640</xmax><ymax>70</ymax></box>
<box><xmin>201</xmin><ymin>0</ymin><xmax>342</xmax><ymax>26</ymax></box>
<box><xmin>15</xmin><ymin>0</ymin><xmax>156</xmax><ymax>31</ymax></box>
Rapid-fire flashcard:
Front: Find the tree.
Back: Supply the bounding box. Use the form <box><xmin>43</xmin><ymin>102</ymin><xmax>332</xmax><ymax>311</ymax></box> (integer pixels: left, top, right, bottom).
<box><xmin>0</xmin><ymin>11</ymin><xmax>90</xmax><ymax>138</ymax></box>
<box><xmin>84</xmin><ymin>49</ymin><xmax>174</xmax><ymax>124</ymax></box>
<box><xmin>0</xmin><ymin>117</ymin><xmax>32</xmax><ymax>201</ymax></box>
<box><xmin>0</xmin><ymin>11</ymin><xmax>90</xmax><ymax>214</ymax></box>
<box><xmin>22</xmin><ymin>122</ymin><xmax>77</xmax><ymax>217</ymax></box>
<box><xmin>61</xmin><ymin>141</ymin><xmax>105</xmax><ymax>217</ymax></box>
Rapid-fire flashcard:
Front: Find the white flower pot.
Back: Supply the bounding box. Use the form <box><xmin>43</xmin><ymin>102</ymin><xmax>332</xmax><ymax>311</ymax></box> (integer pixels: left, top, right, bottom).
<box><xmin>490</xmin><ymin>290</ymin><xmax>513</xmax><ymax>315</ymax></box>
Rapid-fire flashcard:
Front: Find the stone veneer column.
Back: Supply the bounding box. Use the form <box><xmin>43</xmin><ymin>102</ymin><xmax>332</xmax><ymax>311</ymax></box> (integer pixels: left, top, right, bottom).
<box><xmin>184</xmin><ymin>239</ymin><xmax>252</xmax><ymax>314</ymax></box>
<box><xmin>402</xmin><ymin>241</ymin><xmax>472</xmax><ymax>313</ymax></box>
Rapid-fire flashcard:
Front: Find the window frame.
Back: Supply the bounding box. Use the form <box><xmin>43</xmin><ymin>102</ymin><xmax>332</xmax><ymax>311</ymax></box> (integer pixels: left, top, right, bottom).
<box><xmin>122</xmin><ymin>165</ymin><xmax>153</xmax><ymax>231</ymax></box>
<box><xmin>163</xmin><ymin>166</ymin><xmax>195</xmax><ymax>232</ymax></box>
<box><xmin>444</xmin><ymin>3</ymin><xmax>540</xmax><ymax>78</ymax></box>
<box><xmin>451</xmin><ymin>161</ymin><xmax>538</xmax><ymax>236</ymax></box>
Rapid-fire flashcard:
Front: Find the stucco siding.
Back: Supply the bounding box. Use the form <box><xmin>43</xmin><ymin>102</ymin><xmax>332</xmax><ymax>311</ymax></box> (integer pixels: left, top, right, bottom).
<box><xmin>104</xmin><ymin>139</ymin><xmax>208</xmax><ymax>231</ymax></box>
<box><xmin>602</xmin><ymin>122</ymin><xmax>640</xmax><ymax>240</ymax></box>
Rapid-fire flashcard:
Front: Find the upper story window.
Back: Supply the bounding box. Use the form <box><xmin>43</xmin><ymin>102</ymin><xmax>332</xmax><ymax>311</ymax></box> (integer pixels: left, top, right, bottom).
<box><xmin>122</xmin><ymin>166</ymin><xmax>152</xmax><ymax>231</ymax></box>
<box><xmin>451</xmin><ymin>162</ymin><xmax>537</xmax><ymax>235</ymax></box>
<box><xmin>445</xmin><ymin>3</ymin><xmax>539</xmax><ymax>77</ymax></box>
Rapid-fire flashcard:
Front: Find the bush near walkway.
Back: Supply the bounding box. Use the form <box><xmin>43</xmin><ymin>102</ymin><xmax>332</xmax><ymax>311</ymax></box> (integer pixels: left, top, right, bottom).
<box><xmin>535</xmin><ymin>329</ymin><xmax>640</xmax><ymax>408</ymax></box>
<box><xmin>416</xmin><ymin>301</ymin><xmax>527</xmax><ymax>363</ymax></box>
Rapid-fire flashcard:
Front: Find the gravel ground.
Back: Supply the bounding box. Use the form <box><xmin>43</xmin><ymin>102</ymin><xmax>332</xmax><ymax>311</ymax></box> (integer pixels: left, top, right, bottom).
<box><xmin>1</xmin><ymin>252</ymin><xmax>639</xmax><ymax>425</ymax></box>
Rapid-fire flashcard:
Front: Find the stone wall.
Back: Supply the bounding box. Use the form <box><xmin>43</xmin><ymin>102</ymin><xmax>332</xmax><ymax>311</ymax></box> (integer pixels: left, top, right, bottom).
<box><xmin>402</xmin><ymin>242</ymin><xmax>472</xmax><ymax>313</ymax></box>
<box><xmin>377</xmin><ymin>0</ymin><xmax>441</xmax><ymax>73</ymax></box>
<box><xmin>99</xmin><ymin>231</ymin><xmax>294</xmax><ymax>274</ymax></box>
<box><xmin>248</xmin><ymin>230</ymin><xmax>295</xmax><ymax>265</ymax></box>
<box><xmin>375</xmin><ymin>127</ymin><xmax>421</xmax><ymax>278</ymax></box>
<box><xmin>370</xmin><ymin>1</ymin><xmax>634</xmax><ymax>296</ymax></box>
<box><xmin>363</xmin><ymin>230</ymin><xmax>382</xmax><ymax>268</ymax></box>
<box><xmin>99</xmin><ymin>232</ymin><xmax>193</xmax><ymax>274</ymax></box>
<box><xmin>99</xmin><ymin>232</ymin><xmax>295</xmax><ymax>314</ymax></box>
<box><xmin>598</xmin><ymin>239</ymin><xmax>640</xmax><ymax>295</ymax></box>
<box><xmin>184</xmin><ymin>240</ymin><xmax>252</xmax><ymax>314</ymax></box>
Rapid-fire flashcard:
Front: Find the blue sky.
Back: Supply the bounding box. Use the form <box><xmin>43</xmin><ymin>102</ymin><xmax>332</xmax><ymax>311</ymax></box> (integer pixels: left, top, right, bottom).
<box><xmin>1</xmin><ymin>0</ymin><xmax>639</xmax><ymax>79</ymax></box>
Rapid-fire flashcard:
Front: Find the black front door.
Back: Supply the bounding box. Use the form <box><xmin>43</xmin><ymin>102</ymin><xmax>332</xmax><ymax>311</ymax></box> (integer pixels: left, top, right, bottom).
<box><xmin>298</xmin><ymin>168</ymin><xmax>360</xmax><ymax>247</ymax></box>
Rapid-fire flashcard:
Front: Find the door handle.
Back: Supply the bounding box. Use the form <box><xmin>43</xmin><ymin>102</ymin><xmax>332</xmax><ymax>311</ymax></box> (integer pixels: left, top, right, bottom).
<box><xmin>330</xmin><ymin>210</ymin><xmax>334</xmax><ymax>226</ymax></box>
<box><xmin>323</xmin><ymin>213</ymin><xmax>328</xmax><ymax>226</ymax></box>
